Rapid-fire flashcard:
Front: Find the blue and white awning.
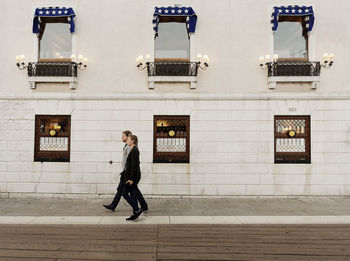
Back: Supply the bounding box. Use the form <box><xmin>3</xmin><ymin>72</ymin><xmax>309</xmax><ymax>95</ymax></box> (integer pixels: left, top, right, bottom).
<box><xmin>271</xmin><ymin>5</ymin><xmax>314</xmax><ymax>32</ymax></box>
<box><xmin>33</xmin><ymin>7</ymin><xmax>76</xmax><ymax>34</ymax></box>
<box><xmin>153</xmin><ymin>6</ymin><xmax>197</xmax><ymax>38</ymax></box>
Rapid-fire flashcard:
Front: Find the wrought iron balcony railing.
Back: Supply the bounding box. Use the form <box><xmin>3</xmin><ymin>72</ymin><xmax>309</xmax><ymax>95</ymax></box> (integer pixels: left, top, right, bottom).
<box><xmin>267</xmin><ymin>61</ymin><xmax>321</xmax><ymax>77</ymax></box>
<box><xmin>147</xmin><ymin>62</ymin><xmax>198</xmax><ymax>76</ymax></box>
<box><xmin>27</xmin><ymin>62</ymin><xmax>78</xmax><ymax>77</ymax></box>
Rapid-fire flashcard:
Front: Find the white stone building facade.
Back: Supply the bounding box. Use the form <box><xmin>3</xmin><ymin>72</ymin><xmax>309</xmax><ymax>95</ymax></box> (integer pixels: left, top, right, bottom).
<box><xmin>0</xmin><ymin>0</ymin><xmax>349</xmax><ymax>198</ymax></box>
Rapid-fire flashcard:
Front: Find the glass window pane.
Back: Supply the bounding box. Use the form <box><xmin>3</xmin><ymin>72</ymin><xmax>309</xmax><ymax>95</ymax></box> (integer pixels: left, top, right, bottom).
<box><xmin>274</xmin><ymin>21</ymin><xmax>307</xmax><ymax>58</ymax></box>
<box><xmin>155</xmin><ymin>22</ymin><xmax>189</xmax><ymax>59</ymax></box>
<box><xmin>39</xmin><ymin>23</ymin><xmax>72</xmax><ymax>59</ymax></box>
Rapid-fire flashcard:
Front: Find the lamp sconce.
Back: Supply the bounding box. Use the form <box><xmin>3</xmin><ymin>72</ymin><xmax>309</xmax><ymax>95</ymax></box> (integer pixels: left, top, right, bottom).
<box><xmin>259</xmin><ymin>54</ymin><xmax>278</xmax><ymax>70</ymax></box>
<box><xmin>16</xmin><ymin>54</ymin><xmax>88</xmax><ymax>71</ymax></box>
<box><xmin>321</xmin><ymin>53</ymin><xmax>334</xmax><ymax>68</ymax></box>
<box><xmin>259</xmin><ymin>53</ymin><xmax>335</xmax><ymax>69</ymax></box>
<box><xmin>136</xmin><ymin>53</ymin><xmax>210</xmax><ymax>70</ymax></box>
<box><xmin>136</xmin><ymin>54</ymin><xmax>150</xmax><ymax>70</ymax></box>
<box><xmin>71</xmin><ymin>54</ymin><xmax>88</xmax><ymax>70</ymax></box>
<box><xmin>196</xmin><ymin>54</ymin><xmax>210</xmax><ymax>69</ymax></box>
<box><xmin>16</xmin><ymin>54</ymin><xmax>27</xmax><ymax>70</ymax></box>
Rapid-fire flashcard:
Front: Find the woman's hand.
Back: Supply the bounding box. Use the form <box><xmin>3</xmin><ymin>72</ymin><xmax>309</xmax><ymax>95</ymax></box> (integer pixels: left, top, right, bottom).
<box><xmin>126</xmin><ymin>180</ymin><xmax>133</xmax><ymax>185</ymax></box>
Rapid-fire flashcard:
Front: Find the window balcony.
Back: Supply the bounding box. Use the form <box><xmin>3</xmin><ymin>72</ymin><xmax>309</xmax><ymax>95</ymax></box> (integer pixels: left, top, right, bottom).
<box><xmin>16</xmin><ymin>55</ymin><xmax>88</xmax><ymax>90</ymax></box>
<box><xmin>27</xmin><ymin>62</ymin><xmax>78</xmax><ymax>77</ymax></box>
<box><xmin>147</xmin><ymin>62</ymin><xmax>198</xmax><ymax>77</ymax></box>
<box><xmin>267</xmin><ymin>61</ymin><xmax>321</xmax><ymax>77</ymax></box>
<box><xmin>266</xmin><ymin>61</ymin><xmax>321</xmax><ymax>89</ymax></box>
<box><xmin>145</xmin><ymin>62</ymin><xmax>199</xmax><ymax>89</ymax></box>
<box><xmin>25</xmin><ymin>62</ymin><xmax>78</xmax><ymax>89</ymax></box>
<box><xmin>136</xmin><ymin>55</ymin><xmax>209</xmax><ymax>89</ymax></box>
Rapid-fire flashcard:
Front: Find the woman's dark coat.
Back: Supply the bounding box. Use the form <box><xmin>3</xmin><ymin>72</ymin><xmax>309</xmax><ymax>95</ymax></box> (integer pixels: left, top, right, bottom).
<box><xmin>121</xmin><ymin>146</ymin><xmax>141</xmax><ymax>185</ymax></box>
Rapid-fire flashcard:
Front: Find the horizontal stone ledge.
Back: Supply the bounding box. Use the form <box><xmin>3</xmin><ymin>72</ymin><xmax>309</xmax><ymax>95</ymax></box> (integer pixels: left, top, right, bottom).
<box><xmin>1</xmin><ymin>92</ymin><xmax>350</xmax><ymax>101</ymax></box>
<box><xmin>0</xmin><ymin>215</ymin><xmax>349</xmax><ymax>225</ymax></box>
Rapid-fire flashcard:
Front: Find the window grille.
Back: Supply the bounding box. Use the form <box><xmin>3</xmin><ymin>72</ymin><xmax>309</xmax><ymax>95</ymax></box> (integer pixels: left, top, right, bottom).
<box><xmin>153</xmin><ymin>115</ymin><xmax>190</xmax><ymax>163</ymax></box>
<box><xmin>34</xmin><ymin>115</ymin><xmax>71</xmax><ymax>162</ymax></box>
<box><xmin>28</xmin><ymin>62</ymin><xmax>77</xmax><ymax>77</ymax></box>
<box><xmin>274</xmin><ymin>115</ymin><xmax>310</xmax><ymax>163</ymax></box>
<box><xmin>268</xmin><ymin>61</ymin><xmax>321</xmax><ymax>77</ymax></box>
<box><xmin>147</xmin><ymin>62</ymin><xmax>198</xmax><ymax>76</ymax></box>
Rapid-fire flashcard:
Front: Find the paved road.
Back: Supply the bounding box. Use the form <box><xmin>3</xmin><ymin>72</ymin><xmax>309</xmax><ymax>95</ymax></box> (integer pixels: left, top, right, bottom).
<box><xmin>0</xmin><ymin>224</ymin><xmax>349</xmax><ymax>261</ymax></box>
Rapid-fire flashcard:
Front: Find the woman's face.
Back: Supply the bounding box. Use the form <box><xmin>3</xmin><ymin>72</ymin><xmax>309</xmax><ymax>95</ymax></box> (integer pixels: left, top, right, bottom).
<box><xmin>126</xmin><ymin>137</ymin><xmax>134</xmax><ymax>146</ymax></box>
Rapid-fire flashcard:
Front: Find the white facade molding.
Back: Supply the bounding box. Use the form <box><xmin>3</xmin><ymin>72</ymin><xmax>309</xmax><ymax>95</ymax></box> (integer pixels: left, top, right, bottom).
<box><xmin>2</xmin><ymin>92</ymin><xmax>350</xmax><ymax>101</ymax></box>
<box><xmin>267</xmin><ymin>76</ymin><xmax>320</xmax><ymax>89</ymax></box>
<box><xmin>148</xmin><ymin>76</ymin><xmax>197</xmax><ymax>89</ymax></box>
<box><xmin>28</xmin><ymin>77</ymin><xmax>77</xmax><ymax>90</ymax></box>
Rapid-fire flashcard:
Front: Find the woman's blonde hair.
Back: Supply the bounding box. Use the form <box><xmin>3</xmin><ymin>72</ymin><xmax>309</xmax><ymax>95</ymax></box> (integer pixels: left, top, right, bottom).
<box><xmin>129</xmin><ymin>135</ymin><xmax>138</xmax><ymax>146</ymax></box>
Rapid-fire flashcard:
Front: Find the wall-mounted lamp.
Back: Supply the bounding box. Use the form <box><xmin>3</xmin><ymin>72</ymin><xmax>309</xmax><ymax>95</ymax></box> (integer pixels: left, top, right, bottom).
<box><xmin>16</xmin><ymin>54</ymin><xmax>88</xmax><ymax>71</ymax></box>
<box><xmin>196</xmin><ymin>54</ymin><xmax>210</xmax><ymax>69</ymax></box>
<box><xmin>321</xmin><ymin>53</ymin><xmax>334</xmax><ymax>68</ymax></box>
<box><xmin>16</xmin><ymin>54</ymin><xmax>27</xmax><ymax>70</ymax></box>
<box><xmin>136</xmin><ymin>53</ymin><xmax>210</xmax><ymax>70</ymax></box>
<box><xmin>259</xmin><ymin>53</ymin><xmax>334</xmax><ymax>69</ymax></box>
<box><xmin>136</xmin><ymin>54</ymin><xmax>150</xmax><ymax>70</ymax></box>
<box><xmin>71</xmin><ymin>54</ymin><xmax>88</xmax><ymax>70</ymax></box>
<box><xmin>259</xmin><ymin>54</ymin><xmax>278</xmax><ymax>70</ymax></box>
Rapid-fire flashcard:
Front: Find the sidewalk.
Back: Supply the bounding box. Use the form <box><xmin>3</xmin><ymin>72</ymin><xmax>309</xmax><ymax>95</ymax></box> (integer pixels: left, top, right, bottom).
<box><xmin>1</xmin><ymin>197</ymin><xmax>350</xmax><ymax>224</ymax></box>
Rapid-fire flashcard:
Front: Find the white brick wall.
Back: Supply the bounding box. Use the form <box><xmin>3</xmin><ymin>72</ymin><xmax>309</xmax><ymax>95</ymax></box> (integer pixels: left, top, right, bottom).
<box><xmin>0</xmin><ymin>96</ymin><xmax>350</xmax><ymax>197</ymax></box>
<box><xmin>67</xmin><ymin>184</ymin><xmax>97</xmax><ymax>194</ymax></box>
<box><xmin>36</xmin><ymin>183</ymin><xmax>67</xmax><ymax>194</ymax></box>
<box><xmin>0</xmin><ymin>183</ymin><xmax>7</xmax><ymax>193</ymax></box>
<box><xmin>7</xmin><ymin>183</ymin><xmax>36</xmax><ymax>193</ymax></box>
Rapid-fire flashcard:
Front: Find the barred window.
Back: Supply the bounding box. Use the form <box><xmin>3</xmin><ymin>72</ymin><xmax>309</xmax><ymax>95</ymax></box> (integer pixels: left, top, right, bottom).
<box><xmin>274</xmin><ymin>115</ymin><xmax>310</xmax><ymax>164</ymax></box>
<box><xmin>34</xmin><ymin>115</ymin><xmax>71</xmax><ymax>162</ymax></box>
<box><xmin>153</xmin><ymin>115</ymin><xmax>190</xmax><ymax>163</ymax></box>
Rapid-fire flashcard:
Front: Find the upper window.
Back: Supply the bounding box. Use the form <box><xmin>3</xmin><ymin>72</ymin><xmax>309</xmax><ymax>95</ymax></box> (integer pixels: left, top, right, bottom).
<box><xmin>274</xmin><ymin>16</ymin><xmax>308</xmax><ymax>59</ymax></box>
<box><xmin>33</xmin><ymin>7</ymin><xmax>75</xmax><ymax>62</ymax></box>
<box><xmin>153</xmin><ymin>6</ymin><xmax>197</xmax><ymax>62</ymax></box>
<box><xmin>34</xmin><ymin>115</ymin><xmax>71</xmax><ymax>162</ymax></box>
<box><xmin>271</xmin><ymin>6</ymin><xmax>314</xmax><ymax>60</ymax></box>
<box><xmin>155</xmin><ymin>16</ymin><xmax>190</xmax><ymax>61</ymax></box>
<box><xmin>39</xmin><ymin>19</ymin><xmax>72</xmax><ymax>60</ymax></box>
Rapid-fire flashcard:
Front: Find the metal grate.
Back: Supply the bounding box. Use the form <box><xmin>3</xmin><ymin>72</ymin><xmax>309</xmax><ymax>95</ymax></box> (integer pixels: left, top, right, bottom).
<box><xmin>276</xmin><ymin>138</ymin><xmax>305</xmax><ymax>152</ymax></box>
<box><xmin>34</xmin><ymin>115</ymin><xmax>71</xmax><ymax>162</ymax></box>
<box><xmin>153</xmin><ymin>116</ymin><xmax>190</xmax><ymax>163</ymax></box>
<box><xmin>157</xmin><ymin>138</ymin><xmax>186</xmax><ymax>152</ymax></box>
<box><xmin>28</xmin><ymin>62</ymin><xmax>77</xmax><ymax>77</ymax></box>
<box><xmin>274</xmin><ymin>116</ymin><xmax>310</xmax><ymax>164</ymax></box>
<box><xmin>39</xmin><ymin>137</ymin><xmax>69</xmax><ymax>151</ymax></box>
<box><xmin>268</xmin><ymin>61</ymin><xmax>321</xmax><ymax>77</ymax></box>
<box><xmin>148</xmin><ymin>62</ymin><xmax>198</xmax><ymax>76</ymax></box>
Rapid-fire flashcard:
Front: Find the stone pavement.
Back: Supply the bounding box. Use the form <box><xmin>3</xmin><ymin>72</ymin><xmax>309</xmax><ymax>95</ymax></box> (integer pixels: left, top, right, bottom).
<box><xmin>1</xmin><ymin>197</ymin><xmax>350</xmax><ymax>260</ymax></box>
<box><xmin>0</xmin><ymin>197</ymin><xmax>350</xmax><ymax>224</ymax></box>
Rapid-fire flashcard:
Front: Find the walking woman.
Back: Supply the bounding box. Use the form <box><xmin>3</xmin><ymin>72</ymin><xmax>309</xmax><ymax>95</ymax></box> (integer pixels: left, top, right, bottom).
<box><xmin>122</xmin><ymin>135</ymin><xmax>148</xmax><ymax>221</ymax></box>
<box><xmin>103</xmin><ymin>130</ymin><xmax>132</xmax><ymax>212</ymax></box>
